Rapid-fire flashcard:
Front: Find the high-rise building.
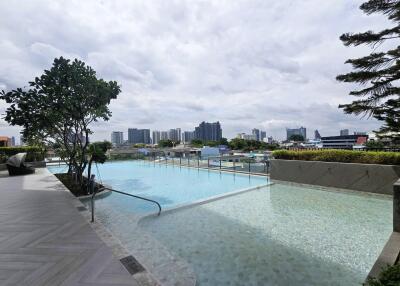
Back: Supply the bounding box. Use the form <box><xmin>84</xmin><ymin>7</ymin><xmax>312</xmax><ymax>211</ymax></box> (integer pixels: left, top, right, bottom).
<box><xmin>141</xmin><ymin>129</ymin><xmax>151</xmax><ymax>144</ymax></box>
<box><xmin>354</xmin><ymin>131</ymin><xmax>367</xmax><ymax>135</ymax></box>
<box><xmin>194</xmin><ymin>121</ymin><xmax>222</xmax><ymax>141</ymax></box>
<box><xmin>314</xmin><ymin>130</ymin><xmax>321</xmax><ymax>140</ymax></box>
<box><xmin>11</xmin><ymin>136</ymin><xmax>15</xmax><ymax>146</ymax></box>
<box><xmin>252</xmin><ymin>129</ymin><xmax>260</xmax><ymax>141</ymax></box>
<box><xmin>128</xmin><ymin>128</ymin><xmax>150</xmax><ymax>144</ymax></box>
<box><xmin>161</xmin><ymin>131</ymin><xmax>168</xmax><ymax>140</ymax></box>
<box><xmin>340</xmin><ymin>129</ymin><xmax>349</xmax><ymax>136</ymax></box>
<box><xmin>267</xmin><ymin>136</ymin><xmax>273</xmax><ymax>144</ymax></box>
<box><xmin>152</xmin><ymin>131</ymin><xmax>161</xmax><ymax>145</ymax></box>
<box><xmin>182</xmin><ymin>131</ymin><xmax>195</xmax><ymax>143</ymax></box>
<box><xmin>111</xmin><ymin>131</ymin><xmax>124</xmax><ymax>146</ymax></box>
<box><xmin>286</xmin><ymin>127</ymin><xmax>306</xmax><ymax>141</ymax></box>
<box><xmin>260</xmin><ymin>131</ymin><xmax>266</xmax><ymax>142</ymax></box>
<box><xmin>168</xmin><ymin>128</ymin><xmax>181</xmax><ymax>142</ymax></box>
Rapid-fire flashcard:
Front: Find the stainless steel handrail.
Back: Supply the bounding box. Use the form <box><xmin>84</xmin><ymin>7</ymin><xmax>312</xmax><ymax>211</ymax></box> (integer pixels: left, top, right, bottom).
<box><xmin>90</xmin><ymin>185</ymin><xmax>161</xmax><ymax>223</ymax></box>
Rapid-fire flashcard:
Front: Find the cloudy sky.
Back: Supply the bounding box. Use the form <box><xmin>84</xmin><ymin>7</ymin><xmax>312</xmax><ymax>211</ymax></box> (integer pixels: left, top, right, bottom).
<box><xmin>0</xmin><ymin>0</ymin><xmax>390</xmax><ymax>141</ymax></box>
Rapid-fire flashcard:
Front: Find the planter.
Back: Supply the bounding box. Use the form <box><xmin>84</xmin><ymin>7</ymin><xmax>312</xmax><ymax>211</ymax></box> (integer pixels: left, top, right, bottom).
<box><xmin>270</xmin><ymin>159</ymin><xmax>400</xmax><ymax>195</ymax></box>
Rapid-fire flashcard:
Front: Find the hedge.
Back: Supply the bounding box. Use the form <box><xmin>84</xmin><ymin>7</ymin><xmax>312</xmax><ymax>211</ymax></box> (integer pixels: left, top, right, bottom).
<box><xmin>272</xmin><ymin>149</ymin><xmax>400</xmax><ymax>165</ymax></box>
<box><xmin>0</xmin><ymin>146</ymin><xmax>45</xmax><ymax>163</ymax></box>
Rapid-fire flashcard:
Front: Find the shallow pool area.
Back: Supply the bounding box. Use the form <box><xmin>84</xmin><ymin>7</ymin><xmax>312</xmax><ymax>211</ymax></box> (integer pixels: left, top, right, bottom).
<box><xmin>139</xmin><ymin>183</ymin><xmax>392</xmax><ymax>286</ymax></box>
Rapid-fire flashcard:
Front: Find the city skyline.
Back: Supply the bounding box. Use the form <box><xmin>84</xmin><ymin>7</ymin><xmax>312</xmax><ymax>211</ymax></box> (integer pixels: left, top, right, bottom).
<box><xmin>0</xmin><ymin>0</ymin><xmax>384</xmax><ymax>141</ymax></box>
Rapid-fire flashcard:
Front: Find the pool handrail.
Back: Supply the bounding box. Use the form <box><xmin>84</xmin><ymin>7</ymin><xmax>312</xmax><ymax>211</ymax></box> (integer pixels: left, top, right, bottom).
<box><xmin>90</xmin><ymin>184</ymin><xmax>162</xmax><ymax>223</ymax></box>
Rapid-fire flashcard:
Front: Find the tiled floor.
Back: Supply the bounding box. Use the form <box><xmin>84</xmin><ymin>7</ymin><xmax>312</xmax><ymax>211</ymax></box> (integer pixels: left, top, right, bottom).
<box><xmin>0</xmin><ymin>168</ymin><xmax>154</xmax><ymax>286</ymax></box>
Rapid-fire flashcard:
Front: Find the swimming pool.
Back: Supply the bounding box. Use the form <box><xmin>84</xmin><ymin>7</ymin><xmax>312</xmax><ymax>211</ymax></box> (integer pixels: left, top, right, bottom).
<box><xmin>47</xmin><ymin>160</ymin><xmax>269</xmax><ymax>212</ymax></box>
<box><xmin>48</xmin><ymin>161</ymin><xmax>392</xmax><ymax>285</ymax></box>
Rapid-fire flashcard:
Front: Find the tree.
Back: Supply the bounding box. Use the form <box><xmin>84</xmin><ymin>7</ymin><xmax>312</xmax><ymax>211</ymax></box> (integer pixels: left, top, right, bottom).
<box><xmin>289</xmin><ymin>134</ymin><xmax>304</xmax><ymax>142</ymax></box>
<box><xmin>87</xmin><ymin>141</ymin><xmax>112</xmax><ymax>193</ymax></box>
<box><xmin>337</xmin><ymin>0</ymin><xmax>400</xmax><ymax>141</ymax></box>
<box><xmin>158</xmin><ymin>139</ymin><xmax>173</xmax><ymax>148</ymax></box>
<box><xmin>219</xmin><ymin>137</ymin><xmax>229</xmax><ymax>145</ymax></box>
<box><xmin>190</xmin><ymin>139</ymin><xmax>203</xmax><ymax>147</ymax></box>
<box><xmin>0</xmin><ymin>57</ymin><xmax>120</xmax><ymax>184</ymax></box>
<box><xmin>228</xmin><ymin>138</ymin><xmax>247</xmax><ymax>150</ymax></box>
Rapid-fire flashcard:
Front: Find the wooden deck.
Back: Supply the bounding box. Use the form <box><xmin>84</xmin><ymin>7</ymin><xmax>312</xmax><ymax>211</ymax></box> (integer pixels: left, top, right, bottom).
<box><xmin>0</xmin><ymin>168</ymin><xmax>155</xmax><ymax>286</ymax></box>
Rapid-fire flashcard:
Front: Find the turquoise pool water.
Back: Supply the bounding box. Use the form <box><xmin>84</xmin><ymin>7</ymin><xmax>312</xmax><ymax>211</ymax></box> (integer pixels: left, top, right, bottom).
<box><xmin>47</xmin><ymin>160</ymin><xmax>268</xmax><ymax>213</ymax></box>
<box><xmin>140</xmin><ymin>184</ymin><xmax>392</xmax><ymax>286</ymax></box>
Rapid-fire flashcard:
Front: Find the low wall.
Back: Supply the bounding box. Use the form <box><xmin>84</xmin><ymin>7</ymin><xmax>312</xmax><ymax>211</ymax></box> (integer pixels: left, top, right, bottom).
<box><xmin>270</xmin><ymin>159</ymin><xmax>400</xmax><ymax>195</ymax></box>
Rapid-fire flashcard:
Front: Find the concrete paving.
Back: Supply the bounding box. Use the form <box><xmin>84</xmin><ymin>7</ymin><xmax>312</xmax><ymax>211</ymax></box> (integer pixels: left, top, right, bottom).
<box><xmin>0</xmin><ymin>168</ymin><xmax>154</xmax><ymax>286</ymax></box>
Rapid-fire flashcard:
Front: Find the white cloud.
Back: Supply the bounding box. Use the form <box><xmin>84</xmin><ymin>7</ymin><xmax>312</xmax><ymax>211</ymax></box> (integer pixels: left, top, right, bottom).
<box><xmin>0</xmin><ymin>0</ymin><xmax>390</xmax><ymax>140</ymax></box>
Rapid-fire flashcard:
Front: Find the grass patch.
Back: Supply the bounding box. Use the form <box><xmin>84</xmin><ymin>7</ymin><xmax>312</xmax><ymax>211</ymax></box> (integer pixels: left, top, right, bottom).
<box><xmin>55</xmin><ymin>173</ymin><xmax>104</xmax><ymax>197</ymax></box>
<box><xmin>365</xmin><ymin>264</ymin><xmax>400</xmax><ymax>286</ymax></box>
<box><xmin>272</xmin><ymin>149</ymin><xmax>400</xmax><ymax>165</ymax></box>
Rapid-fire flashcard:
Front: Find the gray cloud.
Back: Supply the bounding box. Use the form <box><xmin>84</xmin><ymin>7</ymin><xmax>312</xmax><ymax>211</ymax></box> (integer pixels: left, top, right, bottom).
<box><xmin>0</xmin><ymin>0</ymin><xmax>388</xmax><ymax>140</ymax></box>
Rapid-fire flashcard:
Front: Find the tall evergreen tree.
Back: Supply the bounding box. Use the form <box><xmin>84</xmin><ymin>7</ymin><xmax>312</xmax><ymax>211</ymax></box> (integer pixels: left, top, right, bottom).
<box><xmin>337</xmin><ymin>0</ymin><xmax>400</xmax><ymax>141</ymax></box>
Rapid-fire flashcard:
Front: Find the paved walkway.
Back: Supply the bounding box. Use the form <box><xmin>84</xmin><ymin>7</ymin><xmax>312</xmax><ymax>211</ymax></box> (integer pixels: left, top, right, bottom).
<box><xmin>0</xmin><ymin>168</ymin><xmax>153</xmax><ymax>286</ymax></box>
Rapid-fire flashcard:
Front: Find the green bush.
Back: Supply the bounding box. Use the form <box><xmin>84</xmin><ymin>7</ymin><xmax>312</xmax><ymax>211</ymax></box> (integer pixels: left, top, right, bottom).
<box><xmin>364</xmin><ymin>264</ymin><xmax>400</xmax><ymax>286</ymax></box>
<box><xmin>0</xmin><ymin>146</ymin><xmax>45</xmax><ymax>162</ymax></box>
<box><xmin>272</xmin><ymin>149</ymin><xmax>400</xmax><ymax>165</ymax></box>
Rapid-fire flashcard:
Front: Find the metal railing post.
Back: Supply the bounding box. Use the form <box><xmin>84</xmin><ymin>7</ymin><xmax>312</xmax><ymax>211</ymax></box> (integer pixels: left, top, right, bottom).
<box><xmin>197</xmin><ymin>155</ymin><xmax>199</xmax><ymax>168</ymax></box>
<box><xmin>394</xmin><ymin>180</ymin><xmax>400</xmax><ymax>232</ymax></box>
<box><xmin>219</xmin><ymin>158</ymin><xmax>221</xmax><ymax>169</ymax></box>
<box><xmin>208</xmin><ymin>158</ymin><xmax>210</xmax><ymax>168</ymax></box>
<box><xmin>90</xmin><ymin>174</ymin><xmax>96</xmax><ymax>223</ymax></box>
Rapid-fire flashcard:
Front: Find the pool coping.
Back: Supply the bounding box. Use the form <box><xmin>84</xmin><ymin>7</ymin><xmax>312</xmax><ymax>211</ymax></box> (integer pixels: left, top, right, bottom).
<box><xmin>142</xmin><ymin>182</ymin><xmax>272</xmax><ymax>218</ymax></box>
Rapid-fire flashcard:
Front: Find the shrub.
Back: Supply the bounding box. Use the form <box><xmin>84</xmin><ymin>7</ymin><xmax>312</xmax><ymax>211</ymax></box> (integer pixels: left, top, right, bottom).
<box><xmin>0</xmin><ymin>146</ymin><xmax>45</xmax><ymax>162</ymax></box>
<box><xmin>272</xmin><ymin>149</ymin><xmax>400</xmax><ymax>165</ymax></box>
<box><xmin>364</xmin><ymin>264</ymin><xmax>400</xmax><ymax>286</ymax></box>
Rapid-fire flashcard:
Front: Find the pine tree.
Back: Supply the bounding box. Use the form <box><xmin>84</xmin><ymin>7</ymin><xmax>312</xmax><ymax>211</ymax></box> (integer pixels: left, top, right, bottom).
<box><xmin>337</xmin><ymin>0</ymin><xmax>400</xmax><ymax>141</ymax></box>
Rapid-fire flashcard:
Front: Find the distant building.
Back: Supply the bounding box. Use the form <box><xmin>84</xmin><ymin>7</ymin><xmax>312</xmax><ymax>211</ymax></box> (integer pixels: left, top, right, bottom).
<box><xmin>267</xmin><ymin>136</ymin><xmax>273</xmax><ymax>144</ymax></box>
<box><xmin>0</xmin><ymin>136</ymin><xmax>10</xmax><ymax>147</ymax></box>
<box><xmin>321</xmin><ymin>134</ymin><xmax>368</xmax><ymax>149</ymax></box>
<box><xmin>168</xmin><ymin>128</ymin><xmax>181</xmax><ymax>142</ymax></box>
<box><xmin>182</xmin><ymin>131</ymin><xmax>195</xmax><ymax>143</ymax></box>
<box><xmin>260</xmin><ymin>131</ymin><xmax>266</xmax><ymax>142</ymax></box>
<box><xmin>340</xmin><ymin>129</ymin><xmax>349</xmax><ymax>136</ymax></box>
<box><xmin>314</xmin><ymin>130</ymin><xmax>321</xmax><ymax>140</ymax></box>
<box><xmin>160</xmin><ymin>131</ymin><xmax>168</xmax><ymax>140</ymax></box>
<box><xmin>237</xmin><ymin>133</ymin><xmax>257</xmax><ymax>140</ymax></box>
<box><xmin>152</xmin><ymin>131</ymin><xmax>161</xmax><ymax>145</ymax></box>
<box><xmin>200</xmin><ymin>146</ymin><xmax>220</xmax><ymax>158</ymax></box>
<box><xmin>354</xmin><ymin>131</ymin><xmax>367</xmax><ymax>135</ymax></box>
<box><xmin>111</xmin><ymin>131</ymin><xmax>124</xmax><ymax>146</ymax></box>
<box><xmin>128</xmin><ymin>128</ymin><xmax>151</xmax><ymax>144</ymax></box>
<box><xmin>194</xmin><ymin>121</ymin><xmax>222</xmax><ymax>142</ymax></box>
<box><xmin>286</xmin><ymin>127</ymin><xmax>306</xmax><ymax>141</ymax></box>
<box><xmin>252</xmin><ymin>129</ymin><xmax>260</xmax><ymax>141</ymax></box>
<box><xmin>11</xmin><ymin>136</ymin><xmax>15</xmax><ymax>146</ymax></box>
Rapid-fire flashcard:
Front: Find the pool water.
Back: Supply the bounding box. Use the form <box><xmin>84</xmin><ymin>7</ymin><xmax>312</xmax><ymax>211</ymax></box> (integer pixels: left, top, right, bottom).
<box><xmin>48</xmin><ymin>161</ymin><xmax>392</xmax><ymax>285</ymax></box>
<box><xmin>47</xmin><ymin>160</ymin><xmax>268</xmax><ymax>213</ymax></box>
<box><xmin>139</xmin><ymin>183</ymin><xmax>392</xmax><ymax>286</ymax></box>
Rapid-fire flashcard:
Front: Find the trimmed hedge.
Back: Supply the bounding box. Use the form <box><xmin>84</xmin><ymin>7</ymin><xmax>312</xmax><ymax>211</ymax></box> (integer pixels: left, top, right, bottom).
<box><xmin>272</xmin><ymin>149</ymin><xmax>400</xmax><ymax>165</ymax></box>
<box><xmin>0</xmin><ymin>146</ymin><xmax>45</xmax><ymax>163</ymax></box>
